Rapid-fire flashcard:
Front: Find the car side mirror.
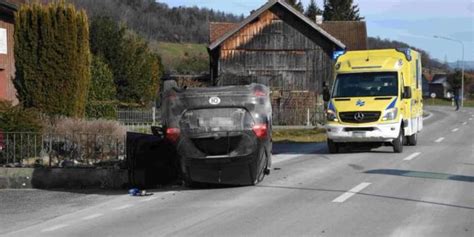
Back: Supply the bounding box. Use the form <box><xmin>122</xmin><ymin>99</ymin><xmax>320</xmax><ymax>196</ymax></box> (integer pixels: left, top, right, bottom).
<box><xmin>403</xmin><ymin>86</ymin><xmax>412</xmax><ymax>99</ymax></box>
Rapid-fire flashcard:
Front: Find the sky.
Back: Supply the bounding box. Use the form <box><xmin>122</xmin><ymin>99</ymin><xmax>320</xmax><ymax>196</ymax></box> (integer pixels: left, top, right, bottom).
<box><xmin>159</xmin><ymin>0</ymin><xmax>474</xmax><ymax>63</ymax></box>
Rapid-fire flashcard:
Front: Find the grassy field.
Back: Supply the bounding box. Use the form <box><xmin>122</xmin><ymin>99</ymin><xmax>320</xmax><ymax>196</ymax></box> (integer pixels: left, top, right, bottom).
<box><xmin>273</xmin><ymin>128</ymin><xmax>327</xmax><ymax>143</ymax></box>
<box><xmin>425</xmin><ymin>98</ymin><xmax>474</xmax><ymax>107</ymax></box>
<box><xmin>150</xmin><ymin>41</ymin><xmax>209</xmax><ymax>74</ymax></box>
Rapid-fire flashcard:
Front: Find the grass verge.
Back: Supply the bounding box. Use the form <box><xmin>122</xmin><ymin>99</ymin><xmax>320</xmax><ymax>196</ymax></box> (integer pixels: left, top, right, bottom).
<box><xmin>150</xmin><ymin>41</ymin><xmax>208</xmax><ymax>74</ymax></box>
<box><xmin>425</xmin><ymin>98</ymin><xmax>474</xmax><ymax>107</ymax></box>
<box><xmin>273</xmin><ymin>128</ymin><xmax>327</xmax><ymax>143</ymax></box>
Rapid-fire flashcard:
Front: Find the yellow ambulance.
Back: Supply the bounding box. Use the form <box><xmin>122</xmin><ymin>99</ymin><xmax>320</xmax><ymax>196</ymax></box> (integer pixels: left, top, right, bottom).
<box><xmin>326</xmin><ymin>49</ymin><xmax>423</xmax><ymax>153</ymax></box>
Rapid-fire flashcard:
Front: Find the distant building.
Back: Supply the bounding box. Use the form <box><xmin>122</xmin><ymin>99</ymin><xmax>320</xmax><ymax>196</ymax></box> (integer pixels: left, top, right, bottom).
<box><xmin>208</xmin><ymin>0</ymin><xmax>367</xmax><ymax>125</ymax></box>
<box><xmin>429</xmin><ymin>74</ymin><xmax>452</xmax><ymax>99</ymax></box>
<box><xmin>0</xmin><ymin>0</ymin><xmax>18</xmax><ymax>103</ymax></box>
<box><xmin>422</xmin><ymin>75</ymin><xmax>430</xmax><ymax>98</ymax></box>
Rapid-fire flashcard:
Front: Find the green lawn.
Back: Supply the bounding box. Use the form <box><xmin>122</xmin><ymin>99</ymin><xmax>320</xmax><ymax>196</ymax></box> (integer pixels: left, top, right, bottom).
<box><xmin>273</xmin><ymin>128</ymin><xmax>327</xmax><ymax>143</ymax></box>
<box><xmin>150</xmin><ymin>41</ymin><xmax>209</xmax><ymax>74</ymax></box>
<box><xmin>425</xmin><ymin>98</ymin><xmax>474</xmax><ymax>107</ymax></box>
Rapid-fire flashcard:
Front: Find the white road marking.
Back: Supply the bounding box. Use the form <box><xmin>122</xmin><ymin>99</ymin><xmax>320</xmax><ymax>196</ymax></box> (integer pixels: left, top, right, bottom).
<box><xmin>140</xmin><ymin>196</ymin><xmax>159</xmax><ymax>202</ymax></box>
<box><xmin>403</xmin><ymin>152</ymin><xmax>422</xmax><ymax>161</ymax></box>
<box><xmin>41</xmin><ymin>224</ymin><xmax>68</xmax><ymax>232</ymax></box>
<box><xmin>463</xmin><ymin>122</ymin><xmax>469</xmax><ymax>125</ymax></box>
<box><xmin>273</xmin><ymin>154</ymin><xmax>302</xmax><ymax>164</ymax></box>
<box><xmin>113</xmin><ymin>204</ymin><xmax>134</xmax><ymax>210</ymax></box>
<box><xmin>81</xmin><ymin>213</ymin><xmax>104</xmax><ymax>220</ymax></box>
<box><xmin>452</xmin><ymin>128</ymin><xmax>459</xmax><ymax>132</ymax></box>
<box><xmin>435</xmin><ymin>137</ymin><xmax>445</xmax><ymax>143</ymax></box>
<box><xmin>332</xmin><ymin>182</ymin><xmax>371</xmax><ymax>203</ymax></box>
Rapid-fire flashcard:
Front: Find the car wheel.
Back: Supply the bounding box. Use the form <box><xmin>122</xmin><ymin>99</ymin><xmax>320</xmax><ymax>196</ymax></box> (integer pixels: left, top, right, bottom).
<box><xmin>255</xmin><ymin>151</ymin><xmax>268</xmax><ymax>184</ymax></box>
<box><xmin>407</xmin><ymin>132</ymin><xmax>417</xmax><ymax>146</ymax></box>
<box><xmin>393</xmin><ymin>127</ymin><xmax>404</xmax><ymax>153</ymax></box>
<box><xmin>328</xmin><ymin>139</ymin><xmax>339</xmax><ymax>154</ymax></box>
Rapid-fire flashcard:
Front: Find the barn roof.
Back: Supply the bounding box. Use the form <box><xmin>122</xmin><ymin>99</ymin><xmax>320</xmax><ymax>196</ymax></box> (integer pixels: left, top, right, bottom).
<box><xmin>319</xmin><ymin>21</ymin><xmax>368</xmax><ymax>50</ymax></box>
<box><xmin>0</xmin><ymin>0</ymin><xmax>19</xmax><ymax>11</ymax></box>
<box><xmin>209</xmin><ymin>22</ymin><xmax>239</xmax><ymax>44</ymax></box>
<box><xmin>208</xmin><ymin>0</ymin><xmax>345</xmax><ymax>50</ymax></box>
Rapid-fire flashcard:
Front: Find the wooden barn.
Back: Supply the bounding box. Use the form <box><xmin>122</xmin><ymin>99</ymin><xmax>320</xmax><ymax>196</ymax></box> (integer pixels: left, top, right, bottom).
<box><xmin>0</xmin><ymin>0</ymin><xmax>18</xmax><ymax>104</ymax></box>
<box><xmin>208</xmin><ymin>0</ymin><xmax>366</xmax><ymax>125</ymax></box>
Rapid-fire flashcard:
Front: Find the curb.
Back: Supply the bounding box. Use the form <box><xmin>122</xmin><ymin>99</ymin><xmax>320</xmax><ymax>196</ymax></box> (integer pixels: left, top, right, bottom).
<box><xmin>0</xmin><ymin>168</ymin><xmax>128</xmax><ymax>189</ymax></box>
<box><xmin>423</xmin><ymin>111</ymin><xmax>434</xmax><ymax>121</ymax></box>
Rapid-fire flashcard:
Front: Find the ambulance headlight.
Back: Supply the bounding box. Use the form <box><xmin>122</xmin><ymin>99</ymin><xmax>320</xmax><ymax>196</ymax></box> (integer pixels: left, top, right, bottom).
<box><xmin>327</xmin><ymin>109</ymin><xmax>338</xmax><ymax>122</ymax></box>
<box><xmin>382</xmin><ymin>108</ymin><xmax>398</xmax><ymax>121</ymax></box>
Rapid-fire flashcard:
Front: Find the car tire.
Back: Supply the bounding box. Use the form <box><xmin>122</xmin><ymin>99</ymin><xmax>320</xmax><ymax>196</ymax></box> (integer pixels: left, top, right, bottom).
<box><xmin>328</xmin><ymin>139</ymin><xmax>339</xmax><ymax>154</ymax></box>
<box><xmin>407</xmin><ymin>133</ymin><xmax>417</xmax><ymax>146</ymax></box>
<box><xmin>255</xmin><ymin>151</ymin><xmax>269</xmax><ymax>184</ymax></box>
<box><xmin>393</xmin><ymin>127</ymin><xmax>404</xmax><ymax>153</ymax></box>
<box><xmin>183</xmin><ymin>174</ymin><xmax>197</xmax><ymax>188</ymax></box>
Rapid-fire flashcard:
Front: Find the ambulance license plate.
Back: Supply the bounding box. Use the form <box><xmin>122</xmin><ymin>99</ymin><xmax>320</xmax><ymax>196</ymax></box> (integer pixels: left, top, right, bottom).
<box><xmin>353</xmin><ymin>131</ymin><xmax>366</xmax><ymax>137</ymax></box>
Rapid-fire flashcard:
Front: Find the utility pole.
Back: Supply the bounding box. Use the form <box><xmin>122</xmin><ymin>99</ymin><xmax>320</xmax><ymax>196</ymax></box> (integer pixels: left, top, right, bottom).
<box><xmin>434</xmin><ymin>35</ymin><xmax>465</xmax><ymax>107</ymax></box>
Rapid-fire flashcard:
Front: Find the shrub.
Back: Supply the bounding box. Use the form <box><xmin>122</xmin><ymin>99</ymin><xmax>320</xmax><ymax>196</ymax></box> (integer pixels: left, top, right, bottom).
<box><xmin>0</xmin><ymin>100</ymin><xmax>43</xmax><ymax>133</ymax></box>
<box><xmin>86</xmin><ymin>56</ymin><xmax>117</xmax><ymax>119</ymax></box>
<box><xmin>14</xmin><ymin>1</ymin><xmax>91</xmax><ymax>117</ymax></box>
<box><xmin>90</xmin><ymin>17</ymin><xmax>162</xmax><ymax>107</ymax></box>
<box><xmin>45</xmin><ymin>117</ymin><xmax>126</xmax><ymax>140</ymax></box>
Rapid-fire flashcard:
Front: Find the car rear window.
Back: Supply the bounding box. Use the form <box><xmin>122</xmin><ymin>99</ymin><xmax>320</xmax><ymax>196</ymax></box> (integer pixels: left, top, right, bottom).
<box><xmin>180</xmin><ymin>108</ymin><xmax>253</xmax><ymax>133</ymax></box>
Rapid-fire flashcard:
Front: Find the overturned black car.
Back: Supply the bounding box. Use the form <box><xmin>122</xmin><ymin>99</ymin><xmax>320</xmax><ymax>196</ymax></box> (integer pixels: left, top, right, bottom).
<box><xmin>128</xmin><ymin>82</ymin><xmax>273</xmax><ymax>187</ymax></box>
<box><xmin>162</xmin><ymin>82</ymin><xmax>273</xmax><ymax>186</ymax></box>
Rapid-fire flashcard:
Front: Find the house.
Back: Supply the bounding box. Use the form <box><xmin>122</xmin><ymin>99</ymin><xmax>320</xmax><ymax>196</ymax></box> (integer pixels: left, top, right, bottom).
<box><xmin>422</xmin><ymin>74</ymin><xmax>430</xmax><ymax>98</ymax></box>
<box><xmin>429</xmin><ymin>74</ymin><xmax>452</xmax><ymax>99</ymax></box>
<box><xmin>208</xmin><ymin>0</ymin><xmax>367</xmax><ymax>125</ymax></box>
<box><xmin>0</xmin><ymin>0</ymin><xmax>19</xmax><ymax>104</ymax></box>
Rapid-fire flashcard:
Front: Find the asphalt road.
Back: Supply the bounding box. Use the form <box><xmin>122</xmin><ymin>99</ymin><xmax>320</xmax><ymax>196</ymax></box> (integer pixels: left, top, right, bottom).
<box><xmin>1</xmin><ymin>106</ymin><xmax>473</xmax><ymax>237</ymax></box>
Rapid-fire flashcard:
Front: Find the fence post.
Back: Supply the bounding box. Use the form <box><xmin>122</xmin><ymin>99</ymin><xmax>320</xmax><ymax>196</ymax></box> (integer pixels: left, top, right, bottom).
<box><xmin>306</xmin><ymin>108</ymin><xmax>311</xmax><ymax>127</ymax></box>
<box><xmin>49</xmin><ymin>135</ymin><xmax>52</xmax><ymax>167</ymax></box>
<box><xmin>6</xmin><ymin>133</ymin><xmax>9</xmax><ymax>164</ymax></box>
<box><xmin>13</xmin><ymin>134</ymin><xmax>16</xmax><ymax>164</ymax></box>
<box><xmin>152</xmin><ymin>107</ymin><xmax>156</xmax><ymax>125</ymax></box>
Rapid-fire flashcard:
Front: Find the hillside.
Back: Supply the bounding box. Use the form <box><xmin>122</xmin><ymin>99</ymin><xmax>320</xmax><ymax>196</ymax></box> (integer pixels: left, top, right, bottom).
<box><xmin>65</xmin><ymin>0</ymin><xmax>243</xmax><ymax>43</ymax></box>
<box><xmin>449</xmin><ymin>61</ymin><xmax>474</xmax><ymax>70</ymax></box>
<box><xmin>150</xmin><ymin>42</ymin><xmax>208</xmax><ymax>74</ymax></box>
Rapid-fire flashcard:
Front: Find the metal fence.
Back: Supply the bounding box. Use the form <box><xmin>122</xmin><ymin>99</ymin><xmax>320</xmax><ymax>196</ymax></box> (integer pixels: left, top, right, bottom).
<box><xmin>273</xmin><ymin>107</ymin><xmax>326</xmax><ymax>126</ymax></box>
<box><xmin>117</xmin><ymin>108</ymin><xmax>161</xmax><ymax>124</ymax></box>
<box><xmin>0</xmin><ymin>132</ymin><xmax>125</xmax><ymax>168</ymax></box>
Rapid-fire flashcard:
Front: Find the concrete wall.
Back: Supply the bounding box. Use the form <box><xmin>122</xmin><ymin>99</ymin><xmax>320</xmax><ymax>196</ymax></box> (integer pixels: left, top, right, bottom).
<box><xmin>0</xmin><ymin>168</ymin><xmax>128</xmax><ymax>189</ymax></box>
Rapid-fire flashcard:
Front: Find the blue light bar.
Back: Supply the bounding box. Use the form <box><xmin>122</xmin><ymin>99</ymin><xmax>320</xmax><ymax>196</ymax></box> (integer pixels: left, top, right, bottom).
<box><xmin>396</xmin><ymin>48</ymin><xmax>412</xmax><ymax>61</ymax></box>
<box><xmin>333</xmin><ymin>50</ymin><xmax>346</xmax><ymax>60</ymax></box>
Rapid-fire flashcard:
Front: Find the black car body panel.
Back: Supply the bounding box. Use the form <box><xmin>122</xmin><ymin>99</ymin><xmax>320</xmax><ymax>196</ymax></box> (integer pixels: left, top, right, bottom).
<box><xmin>162</xmin><ymin>83</ymin><xmax>272</xmax><ymax>185</ymax></box>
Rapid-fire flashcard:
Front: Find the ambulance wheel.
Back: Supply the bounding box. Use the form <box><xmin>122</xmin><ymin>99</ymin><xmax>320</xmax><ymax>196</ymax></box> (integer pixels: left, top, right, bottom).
<box><xmin>328</xmin><ymin>139</ymin><xmax>339</xmax><ymax>154</ymax></box>
<box><xmin>393</xmin><ymin>128</ymin><xmax>404</xmax><ymax>153</ymax></box>
<box><xmin>407</xmin><ymin>133</ymin><xmax>418</xmax><ymax>146</ymax></box>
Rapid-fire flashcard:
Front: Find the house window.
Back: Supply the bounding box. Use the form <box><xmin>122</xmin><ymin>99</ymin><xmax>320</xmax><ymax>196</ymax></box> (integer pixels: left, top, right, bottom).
<box><xmin>0</xmin><ymin>28</ymin><xmax>7</xmax><ymax>55</ymax></box>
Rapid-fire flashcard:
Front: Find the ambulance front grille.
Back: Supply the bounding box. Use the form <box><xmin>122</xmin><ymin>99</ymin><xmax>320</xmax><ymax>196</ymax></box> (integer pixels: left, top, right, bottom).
<box><xmin>339</xmin><ymin>111</ymin><xmax>381</xmax><ymax>123</ymax></box>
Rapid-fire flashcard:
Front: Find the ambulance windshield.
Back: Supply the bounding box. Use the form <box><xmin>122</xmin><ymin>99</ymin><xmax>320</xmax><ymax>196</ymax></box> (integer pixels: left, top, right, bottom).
<box><xmin>332</xmin><ymin>72</ymin><xmax>398</xmax><ymax>98</ymax></box>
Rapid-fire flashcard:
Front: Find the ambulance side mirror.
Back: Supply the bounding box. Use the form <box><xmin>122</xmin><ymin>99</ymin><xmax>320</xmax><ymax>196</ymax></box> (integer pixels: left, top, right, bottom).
<box><xmin>402</xmin><ymin>86</ymin><xmax>412</xmax><ymax>99</ymax></box>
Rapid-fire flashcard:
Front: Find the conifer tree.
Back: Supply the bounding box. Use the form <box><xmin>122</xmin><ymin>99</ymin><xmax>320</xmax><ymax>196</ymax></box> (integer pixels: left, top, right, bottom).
<box><xmin>89</xmin><ymin>17</ymin><xmax>162</xmax><ymax>107</ymax></box>
<box><xmin>323</xmin><ymin>0</ymin><xmax>364</xmax><ymax>21</ymax></box>
<box><xmin>305</xmin><ymin>0</ymin><xmax>323</xmax><ymax>21</ymax></box>
<box><xmin>86</xmin><ymin>56</ymin><xmax>117</xmax><ymax>119</ymax></box>
<box><xmin>14</xmin><ymin>1</ymin><xmax>91</xmax><ymax>117</ymax></box>
<box><xmin>285</xmin><ymin>0</ymin><xmax>305</xmax><ymax>13</ymax></box>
